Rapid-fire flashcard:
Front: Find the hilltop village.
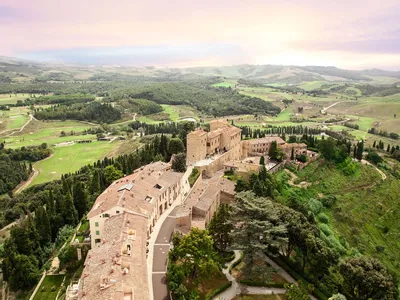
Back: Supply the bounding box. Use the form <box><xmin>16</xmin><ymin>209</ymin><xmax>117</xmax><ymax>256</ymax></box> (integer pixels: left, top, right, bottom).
<box><xmin>65</xmin><ymin>120</ymin><xmax>318</xmax><ymax>300</ymax></box>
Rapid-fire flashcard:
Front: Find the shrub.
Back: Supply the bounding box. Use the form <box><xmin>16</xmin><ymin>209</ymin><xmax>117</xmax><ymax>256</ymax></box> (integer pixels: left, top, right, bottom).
<box><xmin>308</xmin><ymin>198</ymin><xmax>323</xmax><ymax>215</ymax></box>
<box><xmin>188</xmin><ymin>168</ymin><xmax>200</xmax><ymax>187</ymax></box>
<box><xmin>366</xmin><ymin>151</ymin><xmax>383</xmax><ymax>165</ymax></box>
<box><xmin>321</xmin><ymin>195</ymin><xmax>337</xmax><ymax>208</ymax></box>
<box><xmin>376</xmin><ymin>245</ymin><xmax>385</xmax><ymax>253</ymax></box>
<box><xmin>319</xmin><ymin>224</ymin><xmax>333</xmax><ymax>236</ymax></box>
<box><xmin>318</xmin><ymin>213</ymin><xmax>329</xmax><ymax>224</ymax></box>
<box><xmin>239</xmin><ymin>280</ymin><xmax>285</xmax><ymax>288</ymax></box>
<box><xmin>204</xmin><ymin>282</ymin><xmax>232</xmax><ymax>300</ymax></box>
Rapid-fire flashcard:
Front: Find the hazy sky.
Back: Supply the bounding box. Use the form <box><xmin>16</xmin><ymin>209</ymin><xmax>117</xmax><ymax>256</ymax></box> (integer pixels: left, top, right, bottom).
<box><xmin>1</xmin><ymin>0</ymin><xmax>400</xmax><ymax>69</ymax></box>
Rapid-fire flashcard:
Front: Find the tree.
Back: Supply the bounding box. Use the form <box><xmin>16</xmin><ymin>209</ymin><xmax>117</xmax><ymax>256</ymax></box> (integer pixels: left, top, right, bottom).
<box><xmin>173</xmin><ymin>228</ymin><xmax>219</xmax><ymax>281</ymax></box>
<box><xmin>63</xmin><ymin>194</ymin><xmax>78</xmax><ymax>226</ymax></box>
<box><xmin>168</xmin><ymin>138</ymin><xmax>185</xmax><ymax>155</ymax></box>
<box><xmin>291</xmin><ymin>147</ymin><xmax>295</xmax><ymax>160</ymax></box>
<box><xmin>284</xmin><ymin>282</ymin><xmax>313</xmax><ymax>300</ymax></box>
<box><xmin>268</xmin><ymin>141</ymin><xmax>283</xmax><ymax>161</ymax></box>
<box><xmin>103</xmin><ymin>165</ymin><xmax>123</xmax><ymax>185</ymax></box>
<box><xmin>373</xmin><ymin>140</ymin><xmax>376</xmax><ymax>148</ymax></box>
<box><xmin>319</xmin><ymin>138</ymin><xmax>336</xmax><ymax>161</ymax></box>
<box><xmin>172</xmin><ymin>153</ymin><xmax>187</xmax><ymax>172</ymax></box>
<box><xmin>208</xmin><ymin>205</ymin><xmax>233</xmax><ymax>252</ymax></box>
<box><xmin>259</xmin><ymin>156</ymin><xmax>265</xmax><ymax>165</ymax></box>
<box><xmin>340</xmin><ymin>257</ymin><xmax>398</xmax><ymax>300</ymax></box>
<box><xmin>230</xmin><ymin>191</ymin><xmax>287</xmax><ymax>265</ymax></box>
<box><xmin>72</xmin><ymin>181</ymin><xmax>87</xmax><ymax>220</ymax></box>
<box><xmin>330</xmin><ymin>293</ymin><xmax>347</xmax><ymax>300</ymax></box>
<box><xmin>356</xmin><ymin>141</ymin><xmax>364</xmax><ymax>160</ymax></box>
<box><xmin>35</xmin><ymin>207</ymin><xmax>51</xmax><ymax>246</ymax></box>
<box><xmin>366</xmin><ymin>151</ymin><xmax>382</xmax><ymax>165</ymax></box>
<box><xmin>235</xmin><ymin>179</ymin><xmax>248</xmax><ymax>193</ymax></box>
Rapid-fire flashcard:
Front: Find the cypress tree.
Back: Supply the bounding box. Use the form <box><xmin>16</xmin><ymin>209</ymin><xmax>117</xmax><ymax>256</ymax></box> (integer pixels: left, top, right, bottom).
<box><xmin>63</xmin><ymin>194</ymin><xmax>78</xmax><ymax>226</ymax></box>
<box><xmin>291</xmin><ymin>147</ymin><xmax>295</xmax><ymax>160</ymax></box>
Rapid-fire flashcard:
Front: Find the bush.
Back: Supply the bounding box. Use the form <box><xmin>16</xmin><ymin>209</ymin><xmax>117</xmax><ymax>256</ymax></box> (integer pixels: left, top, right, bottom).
<box><xmin>308</xmin><ymin>198</ymin><xmax>323</xmax><ymax>215</ymax></box>
<box><xmin>318</xmin><ymin>213</ymin><xmax>329</xmax><ymax>224</ymax></box>
<box><xmin>321</xmin><ymin>195</ymin><xmax>337</xmax><ymax>208</ymax></box>
<box><xmin>239</xmin><ymin>280</ymin><xmax>285</xmax><ymax>288</ymax></box>
<box><xmin>204</xmin><ymin>282</ymin><xmax>232</xmax><ymax>300</ymax></box>
<box><xmin>188</xmin><ymin>168</ymin><xmax>200</xmax><ymax>187</ymax></box>
<box><xmin>319</xmin><ymin>224</ymin><xmax>333</xmax><ymax>236</ymax></box>
<box><xmin>366</xmin><ymin>151</ymin><xmax>383</xmax><ymax>165</ymax></box>
<box><xmin>229</xmin><ymin>252</ymin><xmax>244</xmax><ymax>273</ymax></box>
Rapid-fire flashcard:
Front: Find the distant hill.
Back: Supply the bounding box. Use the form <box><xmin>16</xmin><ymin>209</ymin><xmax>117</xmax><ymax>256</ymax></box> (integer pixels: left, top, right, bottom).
<box><xmin>1</xmin><ymin>56</ymin><xmax>400</xmax><ymax>85</ymax></box>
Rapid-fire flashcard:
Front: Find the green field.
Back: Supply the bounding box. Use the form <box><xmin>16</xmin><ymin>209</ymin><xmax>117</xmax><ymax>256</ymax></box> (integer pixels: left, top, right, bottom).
<box><xmin>6</xmin><ymin>114</ymin><xmax>29</xmax><ymax>130</ymax></box>
<box><xmin>33</xmin><ymin>275</ymin><xmax>64</xmax><ymax>300</ymax></box>
<box><xmin>161</xmin><ymin>104</ymin><xmax>180</xmax><ymax>121</ymax></box>
<box><xmin>31</xmin><ymin>141</ymin><xmax>120</xmax><ymax>186</ymax></box>
<box><xmin>0</xmin><ymin>93</ymin><xmax>34</xmax><ymax>105</ymax></box>
<box><xmin>299</xmin><ymin>81</ymin><xmax>328</xmax><ymax>91</ymax></box>
<box><xmin>1</xmin><ymin>120</ymin><xmax>94</xmax><ymax>148</ymax></box>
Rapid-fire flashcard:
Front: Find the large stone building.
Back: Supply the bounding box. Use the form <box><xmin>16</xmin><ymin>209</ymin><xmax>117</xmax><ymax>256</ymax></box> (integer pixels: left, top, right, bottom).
<box><xmin>241</xmin><ymin>136</ymin><xmax>286</xmax><ymax>157</ymax></box>
<box><xmin>186</xmin><ymin>120</ymin><xmax>242</xmax><ymax>165</ymax></box>
<box><xmin>67</xmin><ymin>212</ymin><xmax>149</xmax><ymax>299</ymax></box>
<box><xmin>175</xmin><ymin>171</ymin><xmax>235</xmax><ymax>233</ymax></box>
<box><xmin>87</xmin><ymin>162</ymin><xmax>187</xmax><ymax>248</ymax></box>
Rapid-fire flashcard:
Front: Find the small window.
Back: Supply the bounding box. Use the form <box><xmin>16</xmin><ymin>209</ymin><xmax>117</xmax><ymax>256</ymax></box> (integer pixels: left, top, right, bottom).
<box><xmin>95</xmin><ymin>239</ymin><xmax>101</xmax><ymax>244</ymax></box>
<box><xmin>95</xmin><ymin>222</ymin><xmax>99</xmax><ymax>227</ymax></box>
<box><xmin>103</xmin><ymin>213</ymin><xmax>110</xmax><ymax>218</ymax></box>
<box><xmin>116</xmin><ymin>210</ymin><xmax>120</xmax><ymax>214</ymax></box>
<box><xmin>96</xmin><ymin>230</ymin><xmax>100</xmax><ymax>235</ymax></box>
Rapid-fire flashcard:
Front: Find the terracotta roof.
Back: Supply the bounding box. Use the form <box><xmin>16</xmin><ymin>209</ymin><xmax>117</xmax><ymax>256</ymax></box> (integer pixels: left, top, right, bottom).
<box><xmin>80</xmin><ymin>212</ymin><xmax>149</xmax><ymax>299</ymax></box>
<box><xmin>88</xmin><ymin>162</ymin><xmax>183</xmax><ymax>219</ymax></box>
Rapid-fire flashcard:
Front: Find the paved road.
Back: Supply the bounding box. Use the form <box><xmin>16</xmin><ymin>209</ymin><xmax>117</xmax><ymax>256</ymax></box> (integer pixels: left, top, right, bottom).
<box><xmin>151</xmin><ymin>207</ymin><xmax>179</xmax><ymax>300</ymax></box>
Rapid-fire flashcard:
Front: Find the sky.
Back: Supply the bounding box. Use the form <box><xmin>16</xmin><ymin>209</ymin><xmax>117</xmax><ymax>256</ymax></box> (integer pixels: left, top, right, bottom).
<box><xmin>1</xmin><ymin>0</ymin><xmax>400</xmax><ymax>70</ymax></box>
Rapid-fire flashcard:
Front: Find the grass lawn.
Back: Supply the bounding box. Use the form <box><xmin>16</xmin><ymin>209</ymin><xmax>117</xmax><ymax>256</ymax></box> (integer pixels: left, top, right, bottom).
<box><xmin>187</xmin><ymin>270</ymin><xmax>229</xmax><ymax>300</ymax></box>
<box><xmin>7</xmin><ymin>114</ymin><xmax>29</xmax><ymax>130</ymax></box>
<box><xmin>78</xmin><ymin>220</ymin><xmax>89</xmax><ymax>233</ymax></box>
<box><xmin>233</xmin><ymin>295</ymin><xmax>287</xmax><ymax>300</ymax></box>
<box><xmin>33</xmin><ymin>275</ymin><xmax>64</xmax><ymax>300</ymax></box>
<box><xmin>30</xmin><ymin>141</ymin><xmax>120</xmax><ymax>186</ymax></box>
<box><xmin>137</xmin><ymin>115</ymin><xmax>163</xmax><ymax>124</ymax></box>
<box><xmin>161</xmin><ymin>104</ymin><xmax>180</xmax><ymax>121</ymax></box>
<box><xmin>1</xmin><ymin>120</ymin><xmax>94</xmax><ymax>148</ymax></box>
<box><xmin>299</xmin><ymin>81</ymin><xmax>328</xmax><ymax>91</ymax></box>
<box><xmin>0</xmin><ymin>93</ymin><xmax>39</xmax><ymax>105</ymax></box>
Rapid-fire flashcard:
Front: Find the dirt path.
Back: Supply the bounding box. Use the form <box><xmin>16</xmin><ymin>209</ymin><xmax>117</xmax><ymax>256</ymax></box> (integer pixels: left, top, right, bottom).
<box><xmin>0</xmin><ymin>114</ymin><xmax>34</xmax><ymax>137</ymax></box>
<box><xmin>13</xmin><ymin>153</ymin><xmax>55</xmax><ymax>194</ymax></box>
<box><xmin>284</xmin><ymin>169</ymin><xmax>311</xmax><ymax>188</ymax></box>
<box><xmin>361</xmin><ymin>159</ymin><xmax>387</xmax><ymax>180</ymax></box>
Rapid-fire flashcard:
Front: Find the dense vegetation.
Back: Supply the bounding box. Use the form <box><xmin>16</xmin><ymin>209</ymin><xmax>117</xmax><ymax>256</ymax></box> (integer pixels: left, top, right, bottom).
<box><xmin>34</xmin><ymin>102</ymin><xmax>121</xmax><ymax>123</ymax></box>
<box><xmin>0</xmin><ymin>143</ymin><xmax>51</xmax><ymax>196</ymax></box>
<box><xmin>120</xmin><ymin>82</ymin><xmax>281</xmax><ymax>116</ymax></box>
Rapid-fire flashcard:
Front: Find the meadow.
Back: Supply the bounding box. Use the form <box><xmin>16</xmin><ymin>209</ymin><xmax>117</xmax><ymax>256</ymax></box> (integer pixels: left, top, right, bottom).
<box><xmin>33</xmin><ymin>275</ymin><xmax>64</xmax><ymax>300</ymax></box>
<box><xmin>30</xmin><ymin>141</ymin><xmax>121</xmax><ymax>185</ymax></box>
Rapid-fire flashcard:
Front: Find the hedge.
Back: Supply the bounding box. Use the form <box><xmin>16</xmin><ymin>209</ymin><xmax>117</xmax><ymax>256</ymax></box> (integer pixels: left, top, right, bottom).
<box><xmin>239</xmin><ymin>280</ymin><xmax>285</xmax><ymax>288</ymax></box>
<box><xmin>204</xmin><ymin>282</ymin><xmax>232</xmax><ymax>300</ymax></box>
<box><xmin>269</xmin><ymin>255</ymin><xmax>329</xmax><ymax>300</ymax></box>
<box><xmin>229</xmin><ymin>252</ymin><xmax>244</xmax><ymax>273</ymax></box>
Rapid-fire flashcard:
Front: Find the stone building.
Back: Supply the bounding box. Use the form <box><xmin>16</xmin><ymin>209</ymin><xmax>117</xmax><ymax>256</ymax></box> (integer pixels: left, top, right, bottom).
<box><xmin>87</xmin><ymin>162</ymin><xmax>187</xmax><ymax>248</ymax></box>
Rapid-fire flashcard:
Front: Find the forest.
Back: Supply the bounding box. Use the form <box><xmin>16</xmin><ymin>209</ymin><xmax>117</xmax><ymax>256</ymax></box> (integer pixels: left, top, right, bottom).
<box><xmin>34</xmin><ymin>102</ymin><xmax>121</xmax><ymax>123</ymax></box>
<box><xmin>0</xmin><ymin>143</ymin><xmax>52</xmax><ymax>196</ymax></box>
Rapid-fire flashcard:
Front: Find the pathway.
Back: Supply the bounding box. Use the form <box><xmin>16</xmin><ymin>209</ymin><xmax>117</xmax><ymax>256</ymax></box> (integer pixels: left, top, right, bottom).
<box><xmin>13</xmin><ymin>153</ymin><xmax>55</xmax><ymax>194</ymax></box>
<box><xmin>361</xmin><ymin>159</ymin><xmax>387</xmax><ymax>180</ymax></box>
<box><xmin>214</xmin><ymin>251</ymin><xmax>317</xmax><ymax>300</ymax></box>
<box><xmin>0</xmin><ymin>114</ymin><xmax>35</xmax><ymax>137</ymax></box>
<box><xmin>284</xmin><ymin>169</ymin><xmax>311</xmax><ymax>188</ymax></box>
<box><xmin>321</xmin><ymin>101</ymin><xmax>341</xmax><ymax>114</ymax></box>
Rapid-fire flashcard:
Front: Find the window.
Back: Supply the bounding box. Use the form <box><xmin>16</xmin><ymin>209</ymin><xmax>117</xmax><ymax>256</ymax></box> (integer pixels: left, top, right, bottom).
<box><xmin>96</xmin><ymin>230</ymin><xmax>100</xmax><ymax>235</ymax></box>
<box><xmin>95</xmin><ymin>222</ymin><xmax>99</xmax><ymax>227</ymax></box>
<box><xmin>116</xmin><ymin>210</ymin><xmax>120</xmax><ymax>214</ymax></box>
<box><xmin>103</xmin><ymin>213</ymin><xmax>110</xmax><ymax>218</ymax></box>
<box><xmin>95</xmin><ymin>239</ymin><xmax>101</xmax><ymax>244</ymax></box>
